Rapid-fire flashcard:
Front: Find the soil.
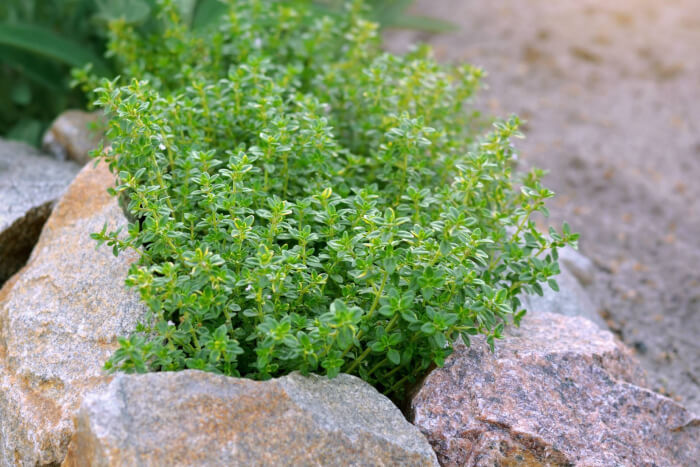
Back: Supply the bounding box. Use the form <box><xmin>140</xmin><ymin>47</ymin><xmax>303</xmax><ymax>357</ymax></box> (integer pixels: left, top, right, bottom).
<box><xmin>386</xmin><ymin>0</ymin><xmax>700</xmax><ymax>413</ymax></box>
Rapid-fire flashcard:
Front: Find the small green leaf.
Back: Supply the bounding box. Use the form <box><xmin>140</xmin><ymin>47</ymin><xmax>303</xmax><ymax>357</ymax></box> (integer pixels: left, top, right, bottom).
<box><xmin>387</xmin><ymin>348</ymin><xmax>400</xmax><ymax>365</ymax></box>
<box><xmin>401</xmin><ymin>311</ymin><xmax>419</xmax><ymax>323</ymax></box>
<box><xmin>192</xmin><ymin>0</ymin><xmax>228</xmax><ymax>30</ymax></box>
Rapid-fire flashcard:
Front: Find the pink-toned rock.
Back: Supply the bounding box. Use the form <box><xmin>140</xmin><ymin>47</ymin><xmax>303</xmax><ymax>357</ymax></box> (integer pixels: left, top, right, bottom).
<box><xmin>410</xmin><ymin>312</ymin><xmax>699</xmax><ymax>466</ymax></box>
<box><xmin>42</xmin><ymin>110</ymin><xmax>105</xmax><ymax>165</ymax></box>
<box><xmin>0</xmin><ymin>162</ymin><xmax>145</xmax><ymax>465</ymax></box>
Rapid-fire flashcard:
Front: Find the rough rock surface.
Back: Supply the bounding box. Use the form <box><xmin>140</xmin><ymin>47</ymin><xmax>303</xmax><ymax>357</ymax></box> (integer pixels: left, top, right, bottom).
<box><xmin>0</xmin><ymin>162</ymin><xmax>145</xmax><ymax>466</ymax></box>
<box><xmin>410</xmin><ymin>312</ymin><xmax>699</xmax><ymax>466</ymax></box>
<box><xmin>42</xmin><ymin>110</ymin><xmax>105</xmax><ymax>166</ymax></box>
<box><xmin>63</xmin><ymin>370</ymin><xmax>439</xmax><ymax>467</ymax></box>
<box><xmin>0</xmin><ymin>138</ymin><xmax>79</xmax><ymax>285</ymax></box>
<box><xmin>521</xmin><ymin>263</ymin><xmax>607</xmax><ymax>330</ymax></box>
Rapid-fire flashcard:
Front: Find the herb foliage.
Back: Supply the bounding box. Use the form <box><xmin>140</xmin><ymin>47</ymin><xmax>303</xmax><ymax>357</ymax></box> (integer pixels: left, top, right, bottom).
<box><xmin>91</xmin><ymin>0</ymin><xmax>578</xmax><ymax>398</ymax></box>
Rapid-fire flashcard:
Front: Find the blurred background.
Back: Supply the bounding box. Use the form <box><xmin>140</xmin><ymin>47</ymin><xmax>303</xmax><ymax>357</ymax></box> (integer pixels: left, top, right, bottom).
<box><xmin>1</xmin><ymin>0</ymin><xmax>698</xmax><ymax>412</ymax></box>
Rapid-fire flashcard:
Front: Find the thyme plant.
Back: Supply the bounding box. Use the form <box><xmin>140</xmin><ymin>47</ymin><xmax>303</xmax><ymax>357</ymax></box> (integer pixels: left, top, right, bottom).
<box><xmin>91</xmin><ymin>0</ymin><xmax>578</xmax><ymax>398</ymax></box>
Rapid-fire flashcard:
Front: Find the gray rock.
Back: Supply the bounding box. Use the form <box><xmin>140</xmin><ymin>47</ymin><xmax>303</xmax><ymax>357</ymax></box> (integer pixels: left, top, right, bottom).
<box><xmin>42</xmin><ymin>110</ymin><xmax>105</xmax><ymax>166</ymax></box>
<box><xmin>521</xmin><ymin>262</ymin><xmax>608</xmax><ymax>329</ymax></box>
<box><xmin>558</xmin><ymin>246</ymin><xmax>595</xmax><ymax>286</ymax></box>
<box><xmin>0</xmin><ymin>162</ymin><xmax>145</xmax><ymax>466</ymax></box>
<box><xmin>410</xmin><ymin>312</ymin><xmax>699</xmax><ymax>466</ymax></box>
<box><xmin>64</xmin><ymin>371</ymin><xmax>439</xmax><ymax>467</ymax></box>
<box><xmin>0</xmin><ymin>138</ymin><xmax>80</xmax><ymax>285</ymax></box>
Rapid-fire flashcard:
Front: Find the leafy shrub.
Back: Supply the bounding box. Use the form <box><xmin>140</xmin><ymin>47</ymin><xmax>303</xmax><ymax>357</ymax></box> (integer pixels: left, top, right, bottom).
<box><xmin>91</xmin><ymin>0</ymin><xmax>577</xmax><ymax>398</ymax></box>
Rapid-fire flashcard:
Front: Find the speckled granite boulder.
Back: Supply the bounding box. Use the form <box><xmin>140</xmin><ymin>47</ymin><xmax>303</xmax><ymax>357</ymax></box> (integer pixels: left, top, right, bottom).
<box><xmin>410</xmin><ymin>312</ymin><xmax>699</xmax><ymax>466</ymax></box>
<box><xmin>63</xmin><ymin>370</ymin><xmax>439</xmax><ymax>467</ymax></box>
<box><xmin>42</xmin><ymin>110</ymin><xmax>105</xmax><ymax>166</ymax></box>
<box><xmin>0</xmin><ymin>161</ymin><xmax>145</xmax><ymax>466</ymax></box>
<box><xmin>0</xmin><ymin>138</ymin><xmax>79</xmax><ymax>285</ymax></box>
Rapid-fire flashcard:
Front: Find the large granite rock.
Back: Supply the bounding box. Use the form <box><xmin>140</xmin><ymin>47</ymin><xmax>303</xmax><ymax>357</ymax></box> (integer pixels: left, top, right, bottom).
<box><xmin>0</xmin><ymin>162</ymin><xmax>145</xmax><ymax>466</ymax></box>
<box><xmin>0</xmin><ymin>138</ymin><xmax>79</xmax><ymax>285</ymax></box>
<box><xmin>410</xmin><ymin>312</ymin><xmax>699</xmax><ymax>466</ymax></box>
<box><xmin>42</xmin><ymin>110</ymin><xmax>105</xmax><ymax>166</ymax></box>
<box><xmin>63</xmin><ymin>370</ymin><xmax>439</xmax><ymax>466</ymax></box>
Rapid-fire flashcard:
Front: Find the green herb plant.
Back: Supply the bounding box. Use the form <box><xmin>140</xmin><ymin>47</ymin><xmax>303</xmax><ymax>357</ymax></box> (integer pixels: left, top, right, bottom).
<box><xmin>90</xmin><ymin>0</ymin><xmax>578</xmax><ymax>399</ymax></box>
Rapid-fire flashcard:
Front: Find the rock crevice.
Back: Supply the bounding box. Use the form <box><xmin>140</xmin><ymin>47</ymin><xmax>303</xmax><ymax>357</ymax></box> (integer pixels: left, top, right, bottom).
<box><xmin>0</xmin><ymin>138</ymin><xmax>79</xmax><ymax>286</ymax></box>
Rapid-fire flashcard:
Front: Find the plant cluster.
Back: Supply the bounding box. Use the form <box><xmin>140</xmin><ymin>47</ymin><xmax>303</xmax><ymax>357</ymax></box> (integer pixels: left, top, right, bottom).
<box><xmin>91</xmin><ymin>0</ymin><xmax>577</xmax><ymax>398</ymax></box>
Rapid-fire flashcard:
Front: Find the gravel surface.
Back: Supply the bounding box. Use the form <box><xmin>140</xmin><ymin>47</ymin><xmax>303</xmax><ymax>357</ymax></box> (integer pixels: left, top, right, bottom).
<box><xmin>386</xmin><ymin>0</ymin><xmax>700</xmax><ymax>413</ymax></box>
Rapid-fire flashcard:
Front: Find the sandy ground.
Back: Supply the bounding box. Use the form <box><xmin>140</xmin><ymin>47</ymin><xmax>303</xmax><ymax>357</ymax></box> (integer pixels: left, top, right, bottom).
<box><xmin>386</xmin><ymin>0</ymin><xmax>700</xmax><ymax>413</ymax></box>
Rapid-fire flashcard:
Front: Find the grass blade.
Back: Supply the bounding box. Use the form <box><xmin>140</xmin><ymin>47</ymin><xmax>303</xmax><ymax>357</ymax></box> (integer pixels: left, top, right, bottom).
<box><xmin>0</xmin><ymin>23</ymin><xmax>109</xmax><ymax>75</ymax></box>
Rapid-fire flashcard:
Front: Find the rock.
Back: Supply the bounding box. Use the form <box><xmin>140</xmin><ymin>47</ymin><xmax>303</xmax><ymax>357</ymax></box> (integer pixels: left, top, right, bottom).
<box><xmin>410</xmin><ymin>312</ymin><xmax>699</xmax><ymax>466</ymax></box>
<box><xmin>0</xmin><ymin>138</ymin><xmax>80</xmax><ymax>285</ymax></box>
<box><xmin>42</xmin><ymin>110</ymin><xmax>105</xmax><ymax>166</ymax></box>
<box><xmin>63</xmin><ymin>371</ymin><xmax>439</xmax><ymax>467</ymax></box>
<box><xmin>521</xmin><ymin>263</ymin><xmax>608</xmax><ymax>330</ymax></box>
<box><xmin>0</xmin><ymin>161</ymin><xmax>145</xmax><ymax>466</ymax></box>
<box><xmin>558</xmin><ymin>246</ymin><xmax>595</xmax><ymax>286</ymax></box>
